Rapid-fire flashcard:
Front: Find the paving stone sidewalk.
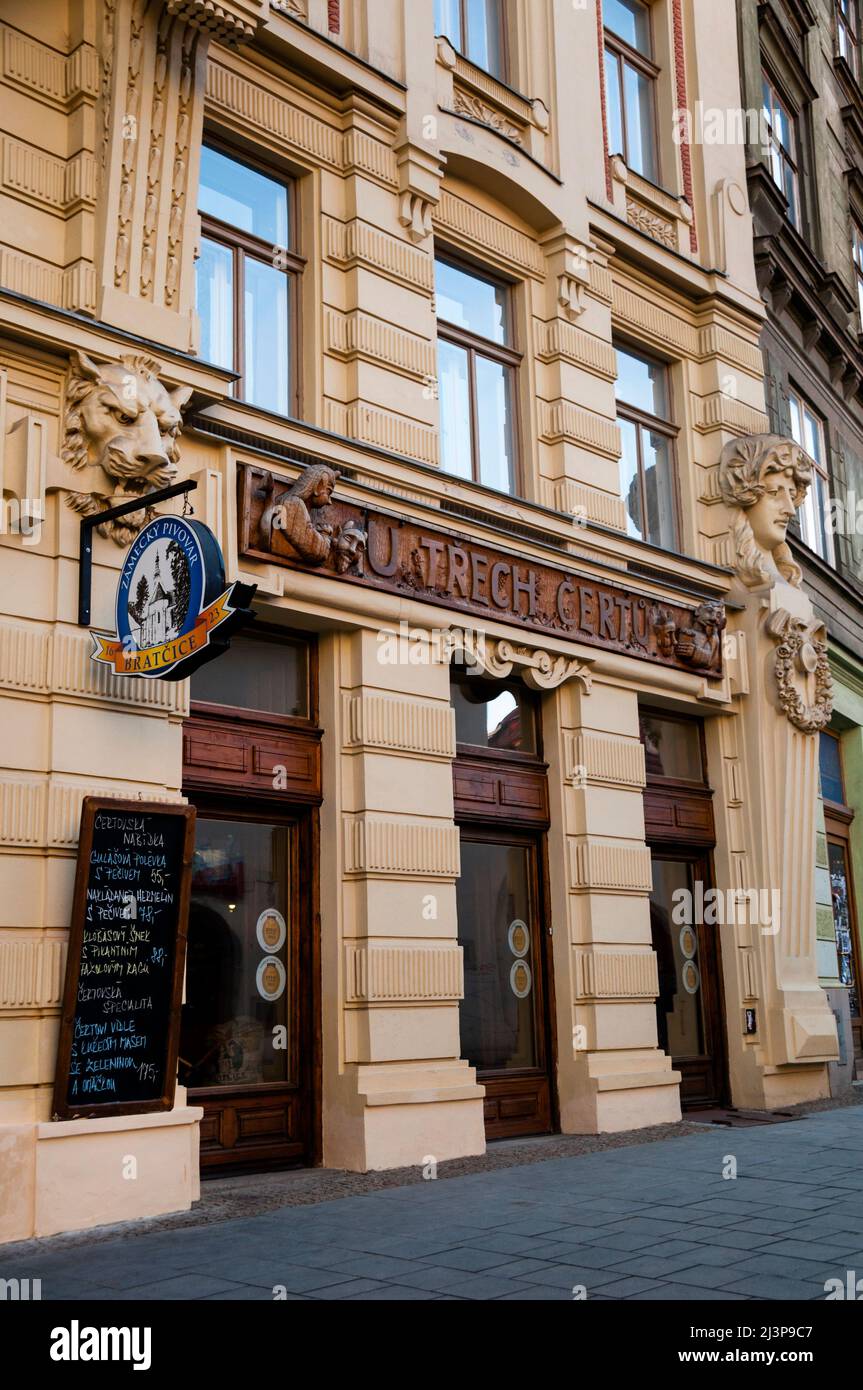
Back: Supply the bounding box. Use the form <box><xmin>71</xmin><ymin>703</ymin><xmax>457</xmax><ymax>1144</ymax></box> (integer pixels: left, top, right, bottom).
<box><xmin>6</xmin><ymin>1106</ymin><xmax>863</xmax><ymax>1301</ymax></box>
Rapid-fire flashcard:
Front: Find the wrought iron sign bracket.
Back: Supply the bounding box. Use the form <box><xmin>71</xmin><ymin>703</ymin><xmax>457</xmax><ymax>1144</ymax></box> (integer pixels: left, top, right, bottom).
<box><xmin>77</xmin><ymin>480</ymin><xmax>198</xmax><ymax>627</ymax></box>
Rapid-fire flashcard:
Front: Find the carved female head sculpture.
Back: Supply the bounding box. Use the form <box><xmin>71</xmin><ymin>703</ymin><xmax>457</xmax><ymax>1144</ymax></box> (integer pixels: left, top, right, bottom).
<box><xmin>718</xmin><ymin>434</ymin><xmax>813</xmax><ymax>588</ymax></box>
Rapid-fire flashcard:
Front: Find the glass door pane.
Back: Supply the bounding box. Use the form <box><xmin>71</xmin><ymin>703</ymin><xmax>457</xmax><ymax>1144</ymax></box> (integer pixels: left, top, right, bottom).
<box><xmin>457</xmin><ymin>839</ymin><xmax>537</xmax><ymax>1071</ymax></box>
<box><xmin>649</xmin><ymin>859</ymin><xmax>706</xmax><ymax>1059</ymax></box>
<box><xmin>180</xmin><ymin>818</ymin><xmax>292</xmax><ymax>1089</ymax></box>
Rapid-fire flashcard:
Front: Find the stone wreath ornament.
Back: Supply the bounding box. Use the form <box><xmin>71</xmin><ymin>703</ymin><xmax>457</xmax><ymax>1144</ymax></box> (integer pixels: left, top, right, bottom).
<box><xmin>766</xmin><ymin>609</ymin><xmax>833</xmax><ymax>734</ymax></box>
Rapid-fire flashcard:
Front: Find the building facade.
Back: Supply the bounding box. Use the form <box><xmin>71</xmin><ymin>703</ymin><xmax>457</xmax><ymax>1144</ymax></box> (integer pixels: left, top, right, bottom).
<box><xmin>0</xmin><ymin>0</ymin><xmax>850</xmax><ymax>1242</ymax></box>
<box><xmin>737</xmin><ymin>0</ymin><xmax>863</xmax><ymax>1085</ymax></box>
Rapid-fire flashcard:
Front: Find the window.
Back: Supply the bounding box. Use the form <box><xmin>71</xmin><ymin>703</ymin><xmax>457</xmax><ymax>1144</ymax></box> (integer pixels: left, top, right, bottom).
<box><xmin>762</xmin><ymin>74</ymin><xmax>802</xmax><ymax>230</ymax></box>
<box><xmin>853</xmin><ymin>222</ymin><xmax>863</xmax><ymax>322</ymax></box>
<box><xmin>451</xmin><ymin>671</ymin><xmax>538</xmax><ymax>754</ymax></box>
<box><xmin>820</xmin><ymin>730</ymin><xmax>845</xmax><ymax>803</ymax></box>
<box><xmin>603</xmin><ymin>0</ymin><xmax>659</xmax><ymax>183</ymax></box>
<box><xmin>191</xmin><ymin>630</ymin><xmax>310</xmax><ymax>719</ymax></box>
<box><xmin>435</xmin><ymin>256</ymin><xmax>519</xmax><ymax>493</ymax></box>
<box><xmin>788</xmin><ymin>389</ymin><xmax>835</xmax><ymax>564</ymax></box>
<box><xmin>639</xmin><ymin>711</ymin><xmax>705</xmax><ymax>783</ymax></box>
<box><xmin>196</xmin><ymin>145</ymin><xmax>301</xmax><ymax>416</ymax></box>
<box><xmin>838</xmin><ymin>0</ymin><xmax>860</xmax><ymax>76</ymax></box>
<box><xmin>434</xmin><ymin>0</ymin><xmax>505</xmax><ymax>79</ymax></box>
<box><xmin>614</xmin><ymin>343</ymin><xmax>678</xmax><ymax>548</ymax></box>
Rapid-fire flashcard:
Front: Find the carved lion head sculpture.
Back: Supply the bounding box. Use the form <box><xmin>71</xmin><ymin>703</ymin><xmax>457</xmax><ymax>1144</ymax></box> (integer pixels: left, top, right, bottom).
<box><xmin>718</xmin><ymin>433</ymin><xmax>813</xmax><ymax>589</ymax></box>
<box><xmin>63</xmin><ymin>350</ymin><xmax>193</xmax><ymax>546</ymax></box>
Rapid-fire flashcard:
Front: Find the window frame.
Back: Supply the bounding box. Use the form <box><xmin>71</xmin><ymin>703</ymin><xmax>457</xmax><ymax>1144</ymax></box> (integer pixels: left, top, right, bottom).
<box><xmin>197</xmin><ymin>140</ymin><xmax>305</xmax><ymax>418</ymax></box>
<box><xmin>434</xmin><ymin>0</ymin><xmax>508</xmax><ymax>82</ymax></box>
<box><xmin>603</xmin><ymin>0</ymin><xmax>661</xmax><ymax>184</ymax></box>
<box><xmin>761</xmin><ymin>70</ymin><xmax>803</xmax><ymax>231</ymax></box>
<box><xmin>435</xmin><ymin>251</ymin><xmax>523</xmax><ymax>494</ymax></box>
<box><xmin>787</xmin><ymin>386</ymin><xmax>836</xmax><ymax>566</ymax></box>
<box><xmin>853</xmin><ymin>220</ymin><xmax>863</xmax><ymax>324</ymax></box>
<box><xmin>614</xmin><ymin>341</ymin><xmax>681</xmax><ymax>549</ymax></box>
<box><xmin>837</xmin><ymin>0</ymin><xmax>861</xmax><ymax>77</ymax></box>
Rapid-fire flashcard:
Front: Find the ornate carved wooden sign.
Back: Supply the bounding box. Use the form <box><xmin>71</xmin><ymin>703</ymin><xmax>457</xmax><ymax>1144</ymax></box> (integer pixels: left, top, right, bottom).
<box><xmin>238</xmin><ymin>464</ymin><xmax>725</xmax><ymax>677</ymax></box>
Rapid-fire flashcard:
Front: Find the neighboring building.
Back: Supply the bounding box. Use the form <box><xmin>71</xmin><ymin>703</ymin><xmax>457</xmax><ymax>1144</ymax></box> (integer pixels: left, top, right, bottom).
<box><xmin>0</xmin><ymin>0</ymin><xmax>848</xmax><ymax>1242</ymax></box>
<box><xmin>737</xmin><ymin>0</ymin><xmax>863</xmax><ymax>1084</ymax></box>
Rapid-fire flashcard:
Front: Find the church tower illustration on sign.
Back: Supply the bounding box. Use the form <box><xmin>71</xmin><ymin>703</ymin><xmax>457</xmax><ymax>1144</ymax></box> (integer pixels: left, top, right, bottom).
<box><xmin>141</xmin><ymin>552</ymin><xmax>173</xmax><ymax>649</ymax></box>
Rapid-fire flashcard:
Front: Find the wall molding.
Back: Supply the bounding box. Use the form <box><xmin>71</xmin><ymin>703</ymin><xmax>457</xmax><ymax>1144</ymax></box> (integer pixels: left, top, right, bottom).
<box><xmin>344</xmin><ymin>943</ymin><xmax>463</xmax><ymax>1002</ymax></box>
<box><xmin>342</xmin><ymin>692</ymin><xmax>456</xmax><ymax>759</ymax></box>
<box><xmin>0</xmin><ymin>934</ymin><xmax>67</xmax><ymax>1010</ymax></box>
<box><xmin>343</xmin><ymin>815</ymin><xmax>461</xmax><ymax>878</ymax></box>
<box><xmin>324</xmin><ymin>399</ymin><xmax>439</xmax><ymax>467</ymax></box>
<box><xmin>433</xmin><ymin>190</ymin><xmax>545</xmax><ymax>278</ymax></box>
<box><xmin>325</xmin><ymin>307</ymin><xmax>436</xmax><ymax>381</ymax></box>
<box><xmin>323</xmin><ymin>216</ymin><xmax>435</xmax><ymax>295</ymax></box>
<box><xmin>568</xmin><ymin>837</ymin><xmax>653</xmax><ymax>893</ymax></box>
<box><xmin>538</xmin><ymin>399</ymin><xmax>621</xmax><ymax>458</ymax></box>
<box><xmin>574</xmin><ymin>947</ymin><xmax>658</xmax><ymax>1000</ymax></box>
<box><xmin>565</xmin><ymin>732</ymin><xmax>647</xmax><ymax>788</ymax></box>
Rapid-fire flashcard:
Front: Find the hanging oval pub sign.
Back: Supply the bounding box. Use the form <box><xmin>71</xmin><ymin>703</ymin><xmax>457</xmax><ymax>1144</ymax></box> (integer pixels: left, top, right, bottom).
<box><xmin>91</xmin><ymin>515</ymin><xmax>256</xmax><ymax>681</ymax></box>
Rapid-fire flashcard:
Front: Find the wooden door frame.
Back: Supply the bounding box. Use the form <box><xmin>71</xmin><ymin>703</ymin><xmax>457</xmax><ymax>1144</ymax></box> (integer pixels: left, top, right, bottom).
<box><xmin>456</xmin><ymin>821</ymin><xmax>559</xmax><ymax>1139</ymax></box>
<box><xmin>824</xmin><ymin>805</ymin><xmax>863</xmax><ymax>1063</ymax></box>
<box><xmin>180</xmin><ymin>791</ymin><xmax>321</xmax><ymax>1171</ymax></box>
<box><xmin>648</xmin><ymin>844</ymin><xmax>729</xmax><ymax>1110</ymax></box>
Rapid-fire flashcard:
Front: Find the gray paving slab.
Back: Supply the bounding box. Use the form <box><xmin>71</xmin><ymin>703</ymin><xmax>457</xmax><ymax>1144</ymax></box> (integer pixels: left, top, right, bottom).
<box><xmin>6</xmin><ymin>1103</ymin><xmax>863</xmax><ymax>1302</ymax></box>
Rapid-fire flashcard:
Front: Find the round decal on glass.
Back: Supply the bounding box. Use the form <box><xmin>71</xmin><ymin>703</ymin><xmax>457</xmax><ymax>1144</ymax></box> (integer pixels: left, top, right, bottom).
<box><xmin>256</xmin><ymin>956</ymin><xmax>286</xmax><ymax>1002</ymax></box>
<box><xmin>508</xmin><ymin>919</ymin><xmax>530</xmax><ymax>958</ymax></box>
<box><xmin>681</xmin><ymin>959</ymin><xmax>700</xmax><ymax>996</ymax></box>
<box><xmin>679</xmin><ymin>926</ymin><xmax>697</xmax><ymax>960</ymax></box>
<box><xmin>510</xmin><ymin>960</ymin><xmax>532</xmax><ymax>1000</ymax></box>
<box><xmin>256</xmin><ymin>908</ymin><xmax>286</xmax><ymax>955</ymax></box>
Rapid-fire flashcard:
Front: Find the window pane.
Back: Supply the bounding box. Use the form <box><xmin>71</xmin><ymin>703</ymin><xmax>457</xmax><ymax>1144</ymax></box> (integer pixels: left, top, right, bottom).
<box><xmin>196</xmin><ymin>237</ymin><xmax>234</xmax><ymax>370</ymax></box>
<box><xmin>475</xmin><ymin>354</ymin><xmax>515</xmax><ymax>493</ymax></box>
<box><xmin>199</xmin><ymin>146</ymin><xmax>289</xmax><ymax>247</ymax></box>
<box><xmin>244</xmin><ymin>258</ymin><xmax>289</xmax><ymax>414</ymax></box>
<box><xmin>434</xmin><ymin>0</ymin><xmax>462</xmax><ymax>46</ymax></box>
<box><xmin>650</xmin><ymin>859</ymin><xmax>706</xmax><ymax>1058</ymax></box>
<box><xmin>639</xmin><ymin>713</ymin><xmax>704</xmax><ymax>781</ymax></box>
<box><xmin>457</xmin><ymin>840</ymin><xmax>538</xmax><ymax>1070</ymax></box>
<box><xmin>783</xmin><ymin>159</ymin><xmax>799</xmax><ymax>227</ymax></box>
<box><xmin>181</xmin><ymin>820</ymin><xmax>292</xmax><ymax>1088</ymax></box>
<box><xmin>605</xmin><ymin>50</ymin><xmax>624</xmax><ymax>156</ymax></box>
<box><xmin>604</xmin><ymin>0</ymin><xmax>651</xmax><ymax>54</ymax></box>
<box><xmin>642</xmin><ymin>431</ymin><xmax>677</xmax><ymax>548</ymax></box>
<box><xmin>617</xmin><ymin>416</ymin><xmax>644</xmax><ymax>540</ymax></box>
<box><xmin>615</xmin><ymin>345</ymin><xmax>668</xmax><ymax>417</ymax></box>
<box><xmin>191</xmin><ymin>633</ymin><xmax>309</xmax><ymax>717</ymax></box>
<box><xmin>438</xmin><ymin>338</ymin><xmax>473</xmax><ymax>479</ymax></box>
<box><xmin>466</xmin><ymin>0</ymin><xmax>504</xmax><ymax>78</ymax></box>
<box><xmin>828</xmin><ymin>841</ymin><xmax>859</xmax><ymax>1009</ymax></box>
<box><xmin>819</xmin><ymin>733</ymin><xmax>845</xmax><ymax>803</ymax></box>
<box><xmin>451</xmin><ymin>673</ymin><xmax>537</xmax><ymax>753</ymax></box>
<box><xmin>623</xmin><ymin>60</ymin><xmax>658</xmax><ymax>181</ymax></box>
<box><xmin>435</xmin><ymin>258</ymin><xmax>508</xmax><ymax>344</ymax></box>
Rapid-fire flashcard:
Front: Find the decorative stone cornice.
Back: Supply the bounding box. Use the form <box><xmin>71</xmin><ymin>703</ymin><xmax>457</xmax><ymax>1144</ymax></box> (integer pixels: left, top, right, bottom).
<box><xmin>164</xmin><ymin>0</ymin><xmax>266</xmax><ymax>45</ymax></box>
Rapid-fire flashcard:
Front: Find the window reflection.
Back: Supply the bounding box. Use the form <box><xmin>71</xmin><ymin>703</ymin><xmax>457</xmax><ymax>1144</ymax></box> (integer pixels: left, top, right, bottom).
<box><xmin>639</xmin><ymin>712</ymin><xmax>703</xmax><ymax>782</ymax></box>
<box><xmin>451</xmin><ymin>674</ymin><xmax>537</xmax><ymax>753</ymax></box>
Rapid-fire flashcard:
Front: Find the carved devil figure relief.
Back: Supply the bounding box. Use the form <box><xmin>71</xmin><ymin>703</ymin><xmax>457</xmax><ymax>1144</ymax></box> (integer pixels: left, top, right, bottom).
<box><xmin>718</xmin><ymin>433</ymin><xmax>833</xmax><ymax>733</ymax></box>
<box><xmin>62</xmin><ymin>350</ymin><xmax>193</xmax><ymax>546</ymax></box>
<box><xmin>651</xmin><ymin>599</ymin><xmax>726</xmax><ymax>671</ymax></box>
<box><xmin>255</xmin><ymin>465</ymin><xmax>367</xmax><ymax>574</ymax></box>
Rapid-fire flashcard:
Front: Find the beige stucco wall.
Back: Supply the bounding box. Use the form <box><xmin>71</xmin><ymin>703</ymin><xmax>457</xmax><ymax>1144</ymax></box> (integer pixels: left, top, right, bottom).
<box><xmin>0</xmin><ymin>0</ymin><xmax>839</xmax><ymax>1240</ymax></box>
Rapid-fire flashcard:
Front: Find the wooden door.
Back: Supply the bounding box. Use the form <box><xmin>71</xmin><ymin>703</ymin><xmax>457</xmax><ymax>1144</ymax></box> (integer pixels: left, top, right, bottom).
<box><xmin>180</xmin><ymin>628</ymin><xmax>321</xmax><ymax>1171</ymax></box>
<box><xmin>640</xmin><ymin>710</ymin><xmax>726</xmax><ymax>1109</ymax></box>
<box><xmin>457</xmin><ymin>827</ymin><xmax>554</xmax><ymax>1139</ymax></box>
<box><xmin>648</xmin><ymin>853</ymin><xmax>727</xmax><ymax>1108</ymax></box>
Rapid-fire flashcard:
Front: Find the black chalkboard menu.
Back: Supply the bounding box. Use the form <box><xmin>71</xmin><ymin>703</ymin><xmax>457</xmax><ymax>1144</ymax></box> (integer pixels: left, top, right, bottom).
<box><xmin>52</xmin><ymin>798</ymin><xmax>196</xmax><ymax>1120</ymax></box>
